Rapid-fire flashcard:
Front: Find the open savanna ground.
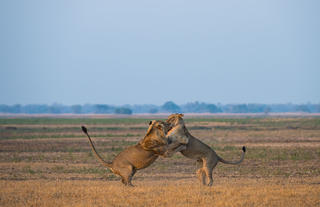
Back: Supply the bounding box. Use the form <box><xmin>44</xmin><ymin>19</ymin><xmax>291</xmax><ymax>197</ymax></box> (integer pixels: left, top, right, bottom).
<box><xmin>0</xmin><ymin>115</ymin><xmax>319</xmax><ymax>206</ymax></box>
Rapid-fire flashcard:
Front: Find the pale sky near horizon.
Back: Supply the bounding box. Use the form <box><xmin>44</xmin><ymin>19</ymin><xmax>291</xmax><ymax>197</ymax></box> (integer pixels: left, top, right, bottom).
<box><xmin>0</xmin><ymin>0</ymin><xmax>319</xmax><ymax>105</ymax></box>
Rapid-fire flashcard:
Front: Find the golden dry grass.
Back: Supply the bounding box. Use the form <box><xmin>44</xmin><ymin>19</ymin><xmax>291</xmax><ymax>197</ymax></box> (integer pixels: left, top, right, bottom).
<box><xmin>1</xmin><ymin>179</ymin><xmax>319</xmax><ymax>207</ymax></box>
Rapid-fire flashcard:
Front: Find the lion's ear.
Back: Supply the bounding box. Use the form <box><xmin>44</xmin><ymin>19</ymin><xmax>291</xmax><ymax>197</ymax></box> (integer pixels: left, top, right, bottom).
<box><xmin>149</xmin><ymin>121</ymin><xmax>152</xmax><ymax>125</ymax></box>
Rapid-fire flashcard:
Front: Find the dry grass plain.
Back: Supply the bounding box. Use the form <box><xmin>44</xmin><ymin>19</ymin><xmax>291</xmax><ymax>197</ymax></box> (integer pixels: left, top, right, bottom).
<box><xmin>0</xmin><ymin>115</ymin><xmax>319</xmax><ymax>207</ymax></box>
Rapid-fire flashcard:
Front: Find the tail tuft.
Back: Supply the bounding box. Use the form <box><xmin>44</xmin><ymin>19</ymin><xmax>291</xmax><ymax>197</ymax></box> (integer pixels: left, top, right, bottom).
<box><xmin>242</xmin><ymin>146</ymin><xmax>246</xmax><ymax>152</ymax></box>
<box><xmin>81</xmin><ymin>126</ymin><xmax>88</xmax><ymax>134</ymax></box>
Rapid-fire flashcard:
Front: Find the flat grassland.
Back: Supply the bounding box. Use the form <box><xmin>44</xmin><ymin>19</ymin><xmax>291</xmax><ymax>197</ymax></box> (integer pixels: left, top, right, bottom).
<box><xmin>0</xmin><ymin>115</ymin><xmax>319</xmax><ymax>206</ymax></box>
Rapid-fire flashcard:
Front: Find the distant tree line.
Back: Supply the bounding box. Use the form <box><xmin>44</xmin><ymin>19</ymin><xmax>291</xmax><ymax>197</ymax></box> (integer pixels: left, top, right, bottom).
<box><xmin>0</xmin><ymin>101</ymin><xmax>319</xmax><ymax>114</ymax></box>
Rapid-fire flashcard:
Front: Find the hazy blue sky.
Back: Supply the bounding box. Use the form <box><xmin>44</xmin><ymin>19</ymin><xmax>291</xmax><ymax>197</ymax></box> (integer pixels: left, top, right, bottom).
<box><xmin>1</xmin><ymin>0</ymin><xmax>319</xmax><ymax>105</ymax></box>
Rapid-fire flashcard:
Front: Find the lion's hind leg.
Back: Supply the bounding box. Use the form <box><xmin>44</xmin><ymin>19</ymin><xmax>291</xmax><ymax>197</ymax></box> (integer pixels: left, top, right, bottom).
<box><xmin>196</xmin><ymin>159</ymin><xmax>206</xmax><ymax>185</ymax></box>
<box><xmin>127</xmin><ymin>168</ymin><xmax>137</xmax><ymax>187</ymax></box>
<box><xmin>119</xmin><ymin>165</ymin><xmax>135</xmax><ymax>187</ymax></box>
<box><xmin>196</xmin><ymin>168</ymin><xmax>206</xmax><ymax>185</ymax></box>
<box><xmin>203</xmin><ymin>158</ymin><xmax>218</xmax><ymax>186</ymax></box>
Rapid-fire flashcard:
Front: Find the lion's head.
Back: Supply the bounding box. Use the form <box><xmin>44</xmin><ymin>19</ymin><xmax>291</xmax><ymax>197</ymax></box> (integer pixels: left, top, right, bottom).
<box><xmin>139</xmin><ymin>120</ymin><xmax>170</xmax><ymax>152</ymax></box>
<box><xmin>146</xmin><ymin>120</ymin><xmax>170</xmax><ymax>135</ymax></box>
<box><xmin>166</xmin><ymin>114</ymin><xmax>189</xmax><ymax>145</ymax></box>
<box><xmin>166</xmin><ymin>113</ymin><xmax>185</xmax><ymax>129</ymax></box>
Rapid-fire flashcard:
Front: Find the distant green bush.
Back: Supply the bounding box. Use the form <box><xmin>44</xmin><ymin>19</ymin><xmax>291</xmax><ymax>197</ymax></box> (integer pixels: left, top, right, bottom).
<box><xmin>161</xmin><ymin>101</ymin><xmax>181</xmax><ymax>113</ymax></box>
<box><xmin>114</xmin><ymin>107</ymin><xmax>132</xmax><ymax>115</ymax></box>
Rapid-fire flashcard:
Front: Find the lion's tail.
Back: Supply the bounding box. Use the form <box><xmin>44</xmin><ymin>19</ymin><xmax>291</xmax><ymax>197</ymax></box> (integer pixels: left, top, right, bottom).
<box><xmin>81</xmin><ymin>126</ymin><xmax>113</xmax><ymax>168</ymax></box>
<box><xmin>218</xmin><ymin>146</ymin><xmax>246</xmax><ymax>165</ymax></box>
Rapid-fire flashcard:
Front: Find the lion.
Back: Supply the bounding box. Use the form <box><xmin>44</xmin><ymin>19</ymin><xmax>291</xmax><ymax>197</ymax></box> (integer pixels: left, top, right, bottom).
<box><xmin>165</xmin><ymin>113</ymin><xmax>246</xmax><ymax>186</ymax></box>
<box><xmin>81</xmin><ymin>120</ymin><xmax>186</xmax><ymax>186</ymax></box>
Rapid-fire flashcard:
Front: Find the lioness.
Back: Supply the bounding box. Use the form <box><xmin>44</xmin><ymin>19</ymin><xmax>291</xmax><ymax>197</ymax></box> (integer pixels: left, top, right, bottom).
<box><xmin>166</xmin><ymin>114</ymin><xmax>246</xmax><ymax>186</ymax></box>
<box><xmin>81</xmin><ymin>120</ymin><xmax>185</xmax><ymax>186</ymax></box>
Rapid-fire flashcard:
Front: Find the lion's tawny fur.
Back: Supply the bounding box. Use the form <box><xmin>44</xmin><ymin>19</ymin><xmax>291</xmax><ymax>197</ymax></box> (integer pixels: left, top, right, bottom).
<box><xmin>81</xmin><ymin>120</ymin><xmax>186</xmax><ymax>186</ymax></box>
<box><xmin>166</xmin><ymin>114</ymin><xmax>246</xmax><ymax>186</ymax></box>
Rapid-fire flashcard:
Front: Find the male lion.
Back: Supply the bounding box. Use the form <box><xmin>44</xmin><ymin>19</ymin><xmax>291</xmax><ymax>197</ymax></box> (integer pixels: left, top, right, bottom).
<box><xmin>166</xmin><ymin>114</ymin><xmax>246</xmax><ymax>186</ymax></box>
<box><xmin>81</xmin><ymin>120</ymin><xmax>185</xmax><ymax>186</ymax></box>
